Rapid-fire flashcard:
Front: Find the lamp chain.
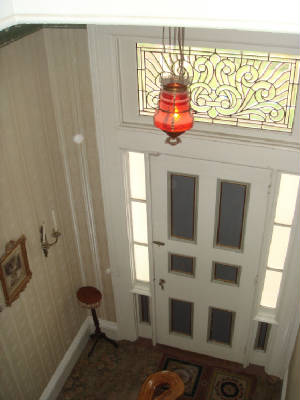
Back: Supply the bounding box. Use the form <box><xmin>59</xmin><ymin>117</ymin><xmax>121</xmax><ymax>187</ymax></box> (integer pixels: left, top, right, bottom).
<box><xmin>162</xmin><ymin>26</ymin><xmax>186</xmax><ymax>78</ymax></box>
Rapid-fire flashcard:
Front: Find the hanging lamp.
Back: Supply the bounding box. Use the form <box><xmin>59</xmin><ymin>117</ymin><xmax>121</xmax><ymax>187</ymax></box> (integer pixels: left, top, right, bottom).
<box><xmin>154</xmin><ymin>27</ymin><xmax>194</xmax><ymax>145</ymax></box>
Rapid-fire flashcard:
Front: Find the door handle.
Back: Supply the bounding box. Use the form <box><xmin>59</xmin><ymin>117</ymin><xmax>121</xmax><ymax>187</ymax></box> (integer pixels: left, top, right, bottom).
<box><xmin>159</xmin><ymin>279</ymin><xmax>166</xmax><ymax>290</ymax></box>
<box><xmin>153</xmin><ymin>240</ymin><xmax>165</xmax><ymax>246</ymax></box>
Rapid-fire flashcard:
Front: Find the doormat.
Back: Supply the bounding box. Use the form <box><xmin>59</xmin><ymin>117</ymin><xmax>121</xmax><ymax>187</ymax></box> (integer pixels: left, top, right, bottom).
<box><xmin>197</xmin><ymin>368</ymin><xmax>257</xmax><ymax>400</ymax></box>
<box><xmin>160</xmin><ymin>356</ymin><xmax>203</xmax><ymax>398</ymax></box>
<box><xmin>159</xmin><ymin>356</ymin><xmax>256</xmax><ymax>400</ymax></box>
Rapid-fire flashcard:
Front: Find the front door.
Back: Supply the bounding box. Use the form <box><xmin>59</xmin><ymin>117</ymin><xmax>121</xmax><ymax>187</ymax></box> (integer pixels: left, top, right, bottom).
<box><xmin>150</xmin><ymin>154</ymin><xmax>271</xmax><ymax>363</ymax></box>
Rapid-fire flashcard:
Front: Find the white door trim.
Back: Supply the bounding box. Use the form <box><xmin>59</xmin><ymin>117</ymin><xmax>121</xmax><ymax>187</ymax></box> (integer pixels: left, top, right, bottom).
<box><xmin>87</xmin><ymin>25</ymin><xmax>300</xmax><ymax>377</ymax></box>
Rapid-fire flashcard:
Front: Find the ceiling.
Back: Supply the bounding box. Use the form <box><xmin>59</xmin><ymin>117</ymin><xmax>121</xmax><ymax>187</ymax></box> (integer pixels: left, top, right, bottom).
<box><xmin>1</xmin><ymin>0</ymin><xmax>300</xmax><ymax>34</ymax></box>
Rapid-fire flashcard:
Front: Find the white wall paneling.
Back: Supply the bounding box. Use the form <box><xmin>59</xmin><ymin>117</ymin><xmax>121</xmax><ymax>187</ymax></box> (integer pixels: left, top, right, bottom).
<box><xmin>87</xmin><ymin>25</ymin><xmax>300</xmax><ymax>377</ymax></box>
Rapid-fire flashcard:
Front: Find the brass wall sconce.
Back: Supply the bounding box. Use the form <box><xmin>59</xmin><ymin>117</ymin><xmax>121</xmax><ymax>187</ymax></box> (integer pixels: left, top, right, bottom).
<box><xmin>40</xmin><ymin>210</ymin><xmax>61</xmax><ymax>257</ymax></box>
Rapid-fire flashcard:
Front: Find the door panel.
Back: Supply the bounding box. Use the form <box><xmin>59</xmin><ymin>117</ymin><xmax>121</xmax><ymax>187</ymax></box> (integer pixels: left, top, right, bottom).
<box><xmin>151</xmin><ymin>155</ymin><xmax>270</xmax><ymax>363</ymax></box>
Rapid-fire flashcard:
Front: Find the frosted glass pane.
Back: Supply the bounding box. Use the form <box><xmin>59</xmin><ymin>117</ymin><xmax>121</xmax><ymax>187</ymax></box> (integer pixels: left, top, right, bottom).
<box><xmin>267</xmin><ymin>226</ymin><xmax>290</xmax><ymax>270</ymax></box>
<box><xmin>260</xmin><ymin>270</ymin><xmax>282</xmax><ymax>308</ymax></box>
<box><xmin>170</xmin><ymin>299</ymin><xmax>193</xmax><ymax>336</ymax></box>
<box><xmin>170</xmin><ymin>174</ymin><xmax>197</xmax><ymax>240</ymax></box>
<box><xmin>216</xmin><ymin>182</ymin><xmax>247</xmax><ymax>249</ymax></box>
<box><xmin>275</xmin><ymin>174</ymin><xmax>299</xmax><ymax>225</ymax></box>
<box><xmin>209</xmin><ymin>308</ymin><xmax>234</xmax><ymax>345</ymax></box>
<box><xmin>129</xmin><ymin>152</ymin><xmax>146</xmax><ymax>200</ymax></box>
<box><xmin>134</xmin><ymin>244</ymin><xmax>149</xmax><ymax>282</ymax></box>
<box><xmin>170</xmin><ymin>254</ymin><xmax>195</xmax><ymax>276</ymax></box>
<box><xmin>131</xmin><ymin>201</ymin><xmax>148</xmax><ymax>244</ymax></box>
<box><xmin>213</xmin><ymin>263</ymin><xmax>239</xmax><ymax>284</ymax></box>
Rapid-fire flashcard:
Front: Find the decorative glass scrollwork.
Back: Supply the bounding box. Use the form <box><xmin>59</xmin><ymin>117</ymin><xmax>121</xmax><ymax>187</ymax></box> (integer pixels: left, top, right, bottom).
<box><xmin>137</xmin><ymin>43</ymin><xmax>300</xmax><ymax>132</ymax></box>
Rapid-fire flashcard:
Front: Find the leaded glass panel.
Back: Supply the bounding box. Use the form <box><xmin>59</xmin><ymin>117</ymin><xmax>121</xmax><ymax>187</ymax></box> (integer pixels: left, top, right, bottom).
<box><xmin>137</xmin><ymin>43</ymin><xmax>300</xmax><ymax>132</ymax></box>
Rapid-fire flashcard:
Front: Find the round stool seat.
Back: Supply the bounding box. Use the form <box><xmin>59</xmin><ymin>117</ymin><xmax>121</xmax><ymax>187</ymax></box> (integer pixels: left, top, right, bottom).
<box><xmin>77</xmin><ymin>286</ymin><xmax>102</xmax><ymax>309</ymax></box>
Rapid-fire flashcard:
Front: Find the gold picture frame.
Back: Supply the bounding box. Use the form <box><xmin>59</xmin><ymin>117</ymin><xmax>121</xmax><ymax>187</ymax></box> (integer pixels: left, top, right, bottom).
<box><xmin>0</xmin><ymin>235</ymin><xmax>32</xmax><ymax>306</ymax></box>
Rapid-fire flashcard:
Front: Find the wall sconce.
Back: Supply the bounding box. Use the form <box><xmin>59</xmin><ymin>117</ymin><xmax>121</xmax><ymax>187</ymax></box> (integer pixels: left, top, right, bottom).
<box><xmin>40</xmin><ymin>210</ymin><xmax>61</xmax><ymax>257</ymax></box>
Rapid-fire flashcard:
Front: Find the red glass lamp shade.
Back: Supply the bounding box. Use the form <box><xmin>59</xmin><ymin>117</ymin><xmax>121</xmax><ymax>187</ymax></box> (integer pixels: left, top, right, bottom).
<box><xmin>154</xmin><ymin>79</ymin><xmax>194</xmax><ymax>145</ymax></box>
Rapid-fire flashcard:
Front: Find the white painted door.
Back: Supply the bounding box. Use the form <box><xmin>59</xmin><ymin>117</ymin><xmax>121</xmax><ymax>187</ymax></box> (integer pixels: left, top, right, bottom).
<box><xmin>150</xmin><ymin>154</ymin><xmax>271</xmax><ymax>363</ymax></box>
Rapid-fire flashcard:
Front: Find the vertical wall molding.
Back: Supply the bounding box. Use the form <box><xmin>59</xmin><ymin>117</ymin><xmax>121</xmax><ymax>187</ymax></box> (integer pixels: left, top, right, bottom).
<box><xmin>51</xmin><ymin>119</ymin><xmax>87</xmax><ymax>287</ymax></box>
<box><xmin>43</xmin><ymin>31</ymin><xmax>87</xmax><ymax>287</ymax></box>
<box><xmin>43</xmin><ymin>29</ymin><xmax>110</xmax><ymax>312</ymax></box>
<box><xmin>66</xmin><ymin>28</ymin><xmax>105</xmax><ymax>303</ymax></box>
<box><xmin>74</xmin><ymin>136</ymin><xmax>104</xmax><ymax>296</ymax></box>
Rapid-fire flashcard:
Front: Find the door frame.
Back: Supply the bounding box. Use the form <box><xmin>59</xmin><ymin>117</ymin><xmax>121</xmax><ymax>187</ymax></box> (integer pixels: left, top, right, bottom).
<box><xmin>87</xmin><ymin>25</ymin><xmax>300</xmax><ymax>377</ymax></box>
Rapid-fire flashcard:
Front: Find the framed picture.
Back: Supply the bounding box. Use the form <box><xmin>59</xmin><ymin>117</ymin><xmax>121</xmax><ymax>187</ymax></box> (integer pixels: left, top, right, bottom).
<box><xmin>0</xmin><ymin>235</ymin><xmax>32</xmax><ymax>306</ymax></box>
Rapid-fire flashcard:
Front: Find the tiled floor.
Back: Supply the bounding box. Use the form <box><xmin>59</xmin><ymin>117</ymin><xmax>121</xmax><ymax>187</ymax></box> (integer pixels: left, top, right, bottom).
<box><xmin>58</xmin><ymin>337</ymin><xmax>282</xmax><ymax>399</ymax></box>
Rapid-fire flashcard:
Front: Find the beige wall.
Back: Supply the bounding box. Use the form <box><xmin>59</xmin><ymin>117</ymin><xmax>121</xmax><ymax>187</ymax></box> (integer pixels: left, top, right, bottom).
<box><xmin>286</xmin><ymin>329</ymin><xmax>300</xmax><ymax>400</ymax></box>
<box><xmin>0</xmin><ymin>28</ymin><xmax>115</xmax><ymax>400</ymax></box>
<box><xmin>43</xmin><ymin>27</ymin><xmax>116</xmax><ymax>321</ymax></box>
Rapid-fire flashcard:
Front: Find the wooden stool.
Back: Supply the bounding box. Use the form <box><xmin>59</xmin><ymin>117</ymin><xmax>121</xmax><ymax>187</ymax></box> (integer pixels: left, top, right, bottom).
<box><xmin>77</xmin><ymin>286</ymin><xmax>118</xmax><ymax>357</ymax></box>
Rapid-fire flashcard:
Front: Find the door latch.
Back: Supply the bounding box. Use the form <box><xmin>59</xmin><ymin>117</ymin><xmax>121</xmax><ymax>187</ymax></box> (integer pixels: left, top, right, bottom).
<box><xmin>152</xmin><ymin>240</ymin><xmax>165</xmax><ymax>246</ymax></box>
<box><xmin>159</xmin><ymin>279</ymin><xmax>166</xmax><ymax>290</ymax></box>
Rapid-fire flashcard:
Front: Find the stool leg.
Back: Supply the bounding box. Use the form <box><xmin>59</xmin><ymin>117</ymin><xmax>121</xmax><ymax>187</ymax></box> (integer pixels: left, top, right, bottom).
<box><xmin>88</xmin><ymin>335</ymin><xmax>99</xmax><ymax>357</ymax></box>
<box><xmin>91</xmin><ymin>308</ymin><xmax>101</xmax><ymax>335</ymax></box>
<box><xmin>88</xmin><ymin>308</ymin><xmax>118</xmax><ymax>358</ymax></box>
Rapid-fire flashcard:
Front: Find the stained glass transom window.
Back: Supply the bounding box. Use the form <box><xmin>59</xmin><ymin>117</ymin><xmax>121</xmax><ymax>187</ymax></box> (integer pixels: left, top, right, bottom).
<box><xmin>137</xmin><ymin>43</ymin><xmax>300</xmax><ymax>132</ymax></box>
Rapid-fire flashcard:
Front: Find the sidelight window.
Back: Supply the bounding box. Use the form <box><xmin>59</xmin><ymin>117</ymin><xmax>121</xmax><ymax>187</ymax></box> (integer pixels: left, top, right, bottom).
<box><xmin>260</xmin><ymin>173</ymin><xmax>299</xmax><ymax>308</ymax></box>
<box><xmin>127</xmin><ymin>152</ymin><xmax>150</xmax><ymax>282</ymax></box>
<box><xmin>254</xmin><ymin>322</ymin><xmax>271</xmax><ymax>351</ymax></box>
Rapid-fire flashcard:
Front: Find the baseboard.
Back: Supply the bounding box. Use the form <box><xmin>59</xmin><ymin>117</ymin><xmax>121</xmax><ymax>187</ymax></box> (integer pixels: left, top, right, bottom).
<box><xmin>281</xmin><ymin>369</ymin><xmax>289</xmax><ymax>400</ymax></box>
<box><xmin>39</xmin><ymin>317</ymin><xmax>119</xmax><ymax>400</ymax></box>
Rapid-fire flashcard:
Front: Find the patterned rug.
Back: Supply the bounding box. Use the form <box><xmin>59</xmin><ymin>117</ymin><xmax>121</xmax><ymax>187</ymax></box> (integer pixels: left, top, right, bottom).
<box><xmin>160</xmin><ymin>356</ymin><xmax>256</xmax><ymax>400</ymax></box>
<box><xmin>205</xmin><ymin>368</ymin><xmax>255</xmax><ymax>400</ymax></box>
<box><xmin>161</xmin><ymin>357</ymin><xmax>203</xmax><ymax>398</ymax></box>
<box><xmin>57</xmin><ymin>339</ymin><xmax>281</xmax><ymax>400</ymax></box>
